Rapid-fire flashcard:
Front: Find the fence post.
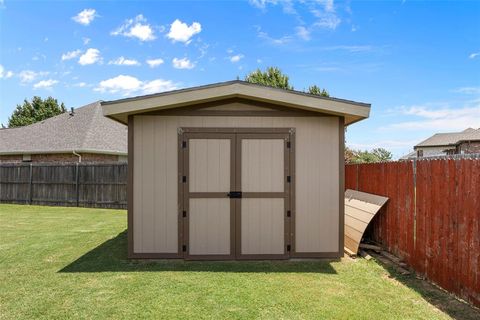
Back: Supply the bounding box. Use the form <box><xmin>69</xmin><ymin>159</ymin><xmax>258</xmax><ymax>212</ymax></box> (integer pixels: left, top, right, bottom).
<box><xmin>28</xmin><ymin>163</ymin><xmax>33</xmax><ymax>204</ymax></box>
<box><xmin>75</xmin><ymin>163</ymin><xmax>79</xmax><ymax>207</ymax></box>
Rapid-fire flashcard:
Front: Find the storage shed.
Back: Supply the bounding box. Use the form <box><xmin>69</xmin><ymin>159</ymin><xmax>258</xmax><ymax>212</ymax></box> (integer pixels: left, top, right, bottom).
<box><xmin>102</xmin><ymin>80</ymin><xmax>371</xmax><ymax>260</ymax></box>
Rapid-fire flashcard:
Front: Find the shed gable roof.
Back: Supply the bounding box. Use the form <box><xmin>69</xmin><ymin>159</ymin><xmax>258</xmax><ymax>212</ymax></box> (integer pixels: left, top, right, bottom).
<box><xmin>101</xmin><ymin>80</ymin><xmax>371</xmax><ymax>125</ymax></box>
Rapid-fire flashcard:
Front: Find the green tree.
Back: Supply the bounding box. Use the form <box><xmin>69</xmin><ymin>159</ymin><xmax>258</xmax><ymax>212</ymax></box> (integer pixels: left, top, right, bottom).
<box><xmin>245</xmin><ymin>67</ymin><xmax>293</xmax><ymax>90</ymax></box>
<box><xmin>346</xmin><ymin>147</ymin><xmax>393</xmax><ymax>164</ymax></box>
<box><xmin>7</xmin><ymin>96</ymin><xmax>66</xmax><ymax>128</ymax></box>
<box><xmin>245</xmin><ymin>66</ymin><xmax>330</xmax><ymax>97</ymax></box>
<box><xmin>307</xmin><ymin>85</ymin><xmax>329</xmax><ymax>97</ymax></box>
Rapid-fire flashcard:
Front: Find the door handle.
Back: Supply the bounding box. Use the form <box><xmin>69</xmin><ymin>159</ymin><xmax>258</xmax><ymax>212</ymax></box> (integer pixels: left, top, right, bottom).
<box><xmin>227</xmin><ymin>191</ymin><xmax>242</xmax><ymax>198</ymax></box>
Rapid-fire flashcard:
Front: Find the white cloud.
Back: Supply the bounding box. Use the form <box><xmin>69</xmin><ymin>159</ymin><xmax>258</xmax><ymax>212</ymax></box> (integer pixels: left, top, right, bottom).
<box><xmin>146</xmin><ymin>58</ymin><xmax>164</xmax><ymax>68</ymax></box>
<box><xmin>33</xmin><ymin>79</ymin><xmax>58</xmax><ymax>89</ymax></box>
<box><xmin>454</xmin><ymin>87</ymin><xmax>480</xmax><ymax>95</ymax></box>
<box><xmin>18</xmin><ymin>70</ymin><xmax>48</xmax><ymax>83</ymax></box>
<box><xmin>229</xmin><ymin>54</ymin><xmax>244</xmax><ymax>63</ymax></box>
<box><xmin>142</xmin><ymin>79</ymin><xmax>178</xmax><ymax>94</ymax></box>
<box><xmin>108</xmin><ymin>56</ymin><xmax>141</xmax><ymax>66</ymax></box>
<box><xmin>295</xmin><ymin>26</ymin><xmax>310</xmax><ymax>41</ymax></box>
<box><xmin>111</xmin><ymin>14</ymin><xmax>156</xmax><ymax>41</ymax></box>
<box><xmin>383</xmin><ymin>100</ymin><xmax>480</xmax><ymax>131</ymax></box>
<box><xmin>257</xmin><ymin>59</ymin><xmax>262</xmax><ymax>64</ymax></box>
<box><xmin>312</xmin><ymin>12</ymin><xmax>341</xmax><ymax>29</ymax></box>
<box><xmin>348</xmin><ymin>139</ymin><xmax>418</xmax><ymax>151</ymax></box>
<box><xmin>317</xmin><ymin>0</ymin><xmax>335</xmax><ymax>13</ymax></box>
<box><xmin>72</xmin><ymin>9</ymin><xmax>97</xmax><ymax>26</ymax></box>
<box><xmin>167</xmin><ymin>19</ymin><xmax>201</xmax><ymax>43</ymax></box>
<box><xmin>82</xmin><ymin>37</ymin><xmax>91</xmax><ymax>45</ymax></box>
<box><xmin>248</xmin><ymin>0</ymin><xmax>278</xmax><ymax>9</ymax></box>
<box><xmin>172</xmin><ymin>57</ymin><xmax>195</xmax><ymax>69</ymax></box>
<box><xmin>469</xmin><ymin>52</ymin><xmax>479</xmax><ymax>59</ymax></box>
<box><xmin>95</xmin><ymin>75</ymin><xmax>178</xmax><ymax>95</ymax></box>
<box><xmin>61</xmin><ymin>49</ymin><xmax>82</xmax><ymax>61</ymax></box>
<box><xmin>257</xmin><ymin>27</ymin><xmax>292</xmax><ymax>45</ymax></box>
<box><xmin>74</xmin><ymin>82</ymin><xmax>88</xmax><ymax>87</ymax></box>
<box><xmin>78</xmin><ymin>48</ymin><xmax>101</xmax><ymax>65</ymax></box>
<box><xmin>0</xmin><ymin>65</ymin><xmax>13</xmax><ymax>79</ymax></box>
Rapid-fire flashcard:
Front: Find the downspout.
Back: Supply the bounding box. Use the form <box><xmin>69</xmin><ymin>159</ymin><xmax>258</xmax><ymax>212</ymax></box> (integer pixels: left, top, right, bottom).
<box><xmin>72</xmin><ymin>150</ymin><xmax>82</xmax><ymax>163</ymax></box>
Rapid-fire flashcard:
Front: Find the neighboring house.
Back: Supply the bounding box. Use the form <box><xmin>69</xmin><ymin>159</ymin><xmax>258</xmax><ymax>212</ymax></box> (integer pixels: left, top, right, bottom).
<box><xmin>0</xmin><ymin>101</ymin><xmax>127</xmax><ymax>163</ymax></box>
<box><xmin>102</xmin><ymin>80</ymin><xmax>371</xmax><ymax>260</ymax></box>
<box><xmin>401</xmin><ymin>128</ymin><xmax>480</xmax><ymax>159</ymax></box>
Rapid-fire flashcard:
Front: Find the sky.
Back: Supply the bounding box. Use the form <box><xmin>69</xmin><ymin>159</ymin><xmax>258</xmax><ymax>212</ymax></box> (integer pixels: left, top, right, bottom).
<box><xmin>0</xmin><ymin>0</ymin><xmax>479</xmax><ymax>158</ymax></box>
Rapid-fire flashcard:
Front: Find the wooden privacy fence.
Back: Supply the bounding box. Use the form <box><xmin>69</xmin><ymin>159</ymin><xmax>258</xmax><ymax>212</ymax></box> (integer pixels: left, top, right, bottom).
<box><xmin>0</xmin><ymin>163</ymin><xmax>127</xmax><ymax>209</ymax></box>
<box><xmin>346</xmin><ymin>158</ymin><xmax>479</xmax><ymax>307</ymax></box>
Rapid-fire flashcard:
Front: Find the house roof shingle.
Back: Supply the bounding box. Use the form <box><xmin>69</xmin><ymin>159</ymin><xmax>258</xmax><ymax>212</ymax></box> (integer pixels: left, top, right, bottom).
<box><xmin>414</xmin><ymin>128</ymin><xmax>480</xmax><ymax>148</ymax></box>
<box><xmin>0</xmin><ymin>101</ymin><xmax>127</xmax><ymax>155</ymax></box>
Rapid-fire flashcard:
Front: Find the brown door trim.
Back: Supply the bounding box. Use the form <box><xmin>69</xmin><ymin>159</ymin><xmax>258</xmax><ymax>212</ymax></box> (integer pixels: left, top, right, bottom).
<box><xmin>234</xmin><ymin>132</ymin><xmax>292</xmax><ymax>260</ymax></box>
<box><xmin>179</xmin><ymin>127</ymin><xmax>295</xmax><ymax>260</ymax></box>
<box><xmin>181</xmin><ymin>132</ymin><xmax>236</xmax><ymax>260</ymax></box>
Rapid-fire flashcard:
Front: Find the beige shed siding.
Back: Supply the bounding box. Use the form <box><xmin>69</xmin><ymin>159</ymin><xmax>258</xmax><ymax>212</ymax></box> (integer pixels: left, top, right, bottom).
<box><xmin>133</xmin><ymin>115</ymin><xmax>339</xmax><ymax>254</ymax></box>
<box><xmin>189</xmin><ymin>198</ymin><xmax>231</xmax><ymax>255</ymax></box>
<box><xmin>189</xmin><ymin>139</ymin><xmax>230</xmax><ymax>192</ymax></box>
<box><xmin>133</xmin><ymin>116</ymin><xmax>178</xmax><ymax>253</ymax></box>
<box><xmin>241</xmin><ymin>198</ymin><xmax>284</xmax><ymax>254</ymax></box>
<box><xmin>241</xmin><ymin>139</ymin><xmax>284</xmax><ymax>192</ymax></box>
<box><xmin>295</xmin><ymin>117</ymin><xmax>339</xmax><ymax>253</ymax></box>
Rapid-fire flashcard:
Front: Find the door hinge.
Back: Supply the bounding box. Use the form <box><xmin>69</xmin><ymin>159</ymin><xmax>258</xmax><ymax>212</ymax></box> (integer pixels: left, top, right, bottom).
<box><xmin>287</xmin><ymin>176</ymin><xmax>291</xmax><ymax>183</ymax></box>
<box><xmin>182</xmin><ymin>141</ymin><xmax>187</xmax><ymax>148</ymax></box>
<box><xmin>182</xmin><ymin>176</ymin><xmax>187</xmax><ymax>183</ymax></box>
<box><xmin>182</xmin><ymin>210</ymin><xmax>187</xmax><ymax>218</ymax></box>
<box><xmin>287</xmin><ymin>210</ymin><xmax>291</xmax><ymax>217</ymax></box>
<box><xmin>286</xmin><ymin>141</ymin><xmax>291</xmax><ymax>149</ymax></box>
<box><xmin>182</xmin><ymin>245</ymin><xmax>187</xmax><ymax>252</ymax></box>
<box><xmin>287</xmin><ymin>245</ymin><xmax>291</xmax><ymax>252</ymax></box>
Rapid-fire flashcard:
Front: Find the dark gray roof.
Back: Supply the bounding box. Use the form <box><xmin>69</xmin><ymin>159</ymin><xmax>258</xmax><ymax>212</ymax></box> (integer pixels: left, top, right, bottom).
<box><xmin>0</xmin><ymin>101</ymin><xmax>127</xmax><ymax>155</ymax></box>
<box><xmin>415</xmin><ymin>128</ymin><xmax>480</xmax><ymax>148</ymax></box>
<box><xmin>101</xmin><ymin>79</ymin><xmax>371</xmax><ymax>108</ymax></box>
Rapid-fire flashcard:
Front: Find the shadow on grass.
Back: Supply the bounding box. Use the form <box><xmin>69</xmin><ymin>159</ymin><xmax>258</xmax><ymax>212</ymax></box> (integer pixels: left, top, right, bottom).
<box><xmin>59</xmin><ymin>230</ymin><xmax>337</xmax><ymax>274</ymax></box>
<box><xmin>372</xmin><ymin>255</ymin><xmax>480</xmax><ymax>320</ymax></box>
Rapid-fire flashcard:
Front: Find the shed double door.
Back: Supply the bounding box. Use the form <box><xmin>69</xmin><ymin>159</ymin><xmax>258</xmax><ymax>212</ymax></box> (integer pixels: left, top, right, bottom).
<box><xmin>180</xmin><ymin>129</ymin><xmax>293</xmax><ymax>260</ymax></box>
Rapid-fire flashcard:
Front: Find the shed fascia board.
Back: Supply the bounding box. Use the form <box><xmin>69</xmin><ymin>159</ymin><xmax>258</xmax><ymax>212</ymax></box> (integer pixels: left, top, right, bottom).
<box><xmin>102</xmin><ymin>81</ymin><xmax>370</xmax><ymax>125</ymax></box>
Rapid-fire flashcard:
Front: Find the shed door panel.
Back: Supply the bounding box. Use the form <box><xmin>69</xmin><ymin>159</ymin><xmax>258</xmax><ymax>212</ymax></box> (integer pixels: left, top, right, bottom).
<box><xmin>241</xmin><ymin>198</ymin><xmax>284</xmax><ymax>254</ymax></box>
<box><xmin>185</xmin><ymin>136</ymin><xmax>235</xmax><ymax>259</ymax></box>
<box><xmin>189</xmin><ymin>139</ymin><xmax>230</xmax><ymax>192</ymax></box>
<box><xmin>189</xmin><ymin>198</ymin><xmax>231</xmax><ymax>255</ymax></box>
<box><xmin>237</xmin><ymin>136</ymin><xmax>290</xmax><ymax>259</ymax></box>
<box><xmin>241</xmin><ymin>139</ymin><xmax>284</xmax><ymax>192</ymax></box>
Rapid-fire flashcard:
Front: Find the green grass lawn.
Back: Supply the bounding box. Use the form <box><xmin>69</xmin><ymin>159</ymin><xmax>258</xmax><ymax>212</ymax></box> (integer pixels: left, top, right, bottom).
<box><xmin>0</xmin><ymin>204</ymin><xmax>476</xmax><ymax>319</ymax></box>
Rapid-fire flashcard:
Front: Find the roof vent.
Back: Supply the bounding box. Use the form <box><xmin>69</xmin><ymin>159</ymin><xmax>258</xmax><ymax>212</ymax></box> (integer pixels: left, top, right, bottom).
<box><xmin>69</xmin><ymin>107</ymin><xmax>75</xmax><ymax>116</ymax></box>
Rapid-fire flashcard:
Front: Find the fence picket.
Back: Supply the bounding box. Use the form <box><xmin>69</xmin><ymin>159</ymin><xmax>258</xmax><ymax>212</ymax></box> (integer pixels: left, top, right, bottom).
<box><xmin>346</xmin><ymin>158</ymin><xmax>479</xmax><ymax>307</ymax></box>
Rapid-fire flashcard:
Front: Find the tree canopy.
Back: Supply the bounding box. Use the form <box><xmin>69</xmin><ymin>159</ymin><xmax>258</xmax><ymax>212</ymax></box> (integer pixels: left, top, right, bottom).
<box><xmin>7</xmin><ymin>96</ymin><xmax>66</xmax><ymax>128</ymax></box>
<box><xmin>245</xmin><ymin>66</ymin><xmax>329</xmax><ymax>97</ymax></box>
<box><xmin>245</xmin><ymin>67</ymin><xmax>293</xmax><ymax>90</ymax></box>
<box><xmin>307</xmin><ymin>85</ymin><xmax>329</xmax><ymax>97</ymax></box>
<box><xmin>345</xmin><ymin>147</ymin><xmax>393</xmax><ymax>164</ymax></box>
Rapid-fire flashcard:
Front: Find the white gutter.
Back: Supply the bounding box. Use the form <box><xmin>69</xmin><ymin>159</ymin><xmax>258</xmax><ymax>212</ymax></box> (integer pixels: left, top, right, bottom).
<box><xmin>72</xmin><ymin>150</ymin><xmax>82</xmax><ymax>163</ymax></box>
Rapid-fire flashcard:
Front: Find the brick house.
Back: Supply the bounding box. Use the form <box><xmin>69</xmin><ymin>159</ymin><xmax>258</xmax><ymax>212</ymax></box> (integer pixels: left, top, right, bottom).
<box><xmin>0</xmin><ymin>101</ymin><xmax>127</xmax><ymax>163</ymax></box>
<box><xmin>402</xmin><ymin>128</ymin><xmax>480</xmax><ymax>159</ymax></box>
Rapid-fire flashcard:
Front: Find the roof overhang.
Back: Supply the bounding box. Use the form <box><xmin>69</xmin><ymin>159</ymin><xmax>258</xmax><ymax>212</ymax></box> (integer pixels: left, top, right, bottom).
<box><xmin>101</xmin><ymin>80</ymin><xmax>371</xmax><ymax>125</ymax></box>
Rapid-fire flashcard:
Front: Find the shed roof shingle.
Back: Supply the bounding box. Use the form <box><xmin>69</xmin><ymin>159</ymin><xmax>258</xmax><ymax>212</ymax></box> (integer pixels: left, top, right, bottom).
<box><xmin>0</xmin><ymin>101</ymin><xmax>127</xmax><ymax>155</ymax></box>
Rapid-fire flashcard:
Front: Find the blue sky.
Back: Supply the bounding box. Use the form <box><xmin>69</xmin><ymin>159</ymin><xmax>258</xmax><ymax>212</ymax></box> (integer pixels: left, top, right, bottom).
<box><xmin>1</xmin><ymin>0</ymin><xmax>479</xmax><ymax>158</ymax></box>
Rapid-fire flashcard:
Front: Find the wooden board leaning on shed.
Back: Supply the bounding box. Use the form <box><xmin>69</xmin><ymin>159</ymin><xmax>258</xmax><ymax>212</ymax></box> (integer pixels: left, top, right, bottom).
<box><xmin>344</xmin><ymin>189</ymin><xmax>388</xmax><ymax>254</ymax></box>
